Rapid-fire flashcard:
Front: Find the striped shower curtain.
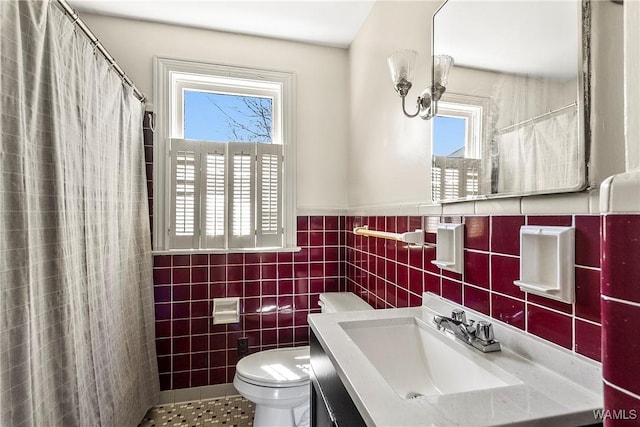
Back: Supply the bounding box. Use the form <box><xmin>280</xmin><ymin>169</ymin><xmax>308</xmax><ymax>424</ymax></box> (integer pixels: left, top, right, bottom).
<box><xmin>0</xmin><ymin>1</ymin><xmax>159</xmax><ymax>425</ymax></box>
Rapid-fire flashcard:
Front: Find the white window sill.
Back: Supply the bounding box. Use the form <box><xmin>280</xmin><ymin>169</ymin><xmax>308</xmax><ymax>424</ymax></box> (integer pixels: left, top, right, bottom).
<box><xmin>152</xmin><ymin>246</ymin><xmax>302</xmax><ymax>256</ymax></box>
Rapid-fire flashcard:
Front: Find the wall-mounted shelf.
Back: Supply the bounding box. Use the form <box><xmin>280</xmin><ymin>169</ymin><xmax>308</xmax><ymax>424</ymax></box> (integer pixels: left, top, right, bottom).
<box><xmin>513</xmin><ymin>225</ymin><xmax>575</xmax><ymax>304</ymax></box>
<box><xmin>431</xmin><ymin>223</ymin><xmax>464</xmax><ymax>274</ymax></box>
<box><xmin>353</xmin><ymin>225</ymin><xmax>424</xmax><ymax>245</ymax></box>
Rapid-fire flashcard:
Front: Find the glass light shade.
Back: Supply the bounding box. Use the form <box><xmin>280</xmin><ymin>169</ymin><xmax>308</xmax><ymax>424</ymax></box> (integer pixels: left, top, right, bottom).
<box><xmin>387</xmin><ymin>49</ymin><xmax>417</xmax><ymax>84</ymax></box>
<box><xmin>433</xmin><ymin>55</ymin><xmax>454</xmax><ymax>86</ymax></box>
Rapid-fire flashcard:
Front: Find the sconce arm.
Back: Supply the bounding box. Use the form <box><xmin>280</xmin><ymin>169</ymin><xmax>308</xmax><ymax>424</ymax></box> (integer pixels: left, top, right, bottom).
<box><xmin>394</xmin><ymin>81</ymin><xmax>444</xmax><ymax>120</ymax></box>
<box><xmin>401</xmin><ymin>96</ymin><xmax>422</xmax><ymax>118</ymax></box>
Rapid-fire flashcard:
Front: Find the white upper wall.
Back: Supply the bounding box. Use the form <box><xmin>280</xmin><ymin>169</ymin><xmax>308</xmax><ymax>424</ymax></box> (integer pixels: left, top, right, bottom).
<box><xmin>625</xmin><ymin>0</ymin><xmax>640</xmax><ymax>171</ymax></box>
<box><xmin>82</xmin><ymin>13</ymin><xmax>350</xmax><ymax>212</ymax></box>
<box><xmin>589</xmin><ymin>0</ymin><xmax>626</xmax><ymax>187</ymax></box>
<box><xmin>348</xmin><ymin>0</ymin><xmax>442</xmax><ymax>210</ymax></box>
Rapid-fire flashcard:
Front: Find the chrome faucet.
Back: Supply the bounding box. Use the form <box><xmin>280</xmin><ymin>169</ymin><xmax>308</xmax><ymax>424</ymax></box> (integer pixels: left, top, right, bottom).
<box><xmin>433</xmin><ymin>309</ymin><xmax>501</xmax><ymax>353</ymax></box>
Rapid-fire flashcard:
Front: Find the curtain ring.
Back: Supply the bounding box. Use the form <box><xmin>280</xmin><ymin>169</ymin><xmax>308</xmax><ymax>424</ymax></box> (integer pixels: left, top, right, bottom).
<box><xmin>71</xmin><ymin>9</ymin><xmax>80</xmax><ymax>35</ymax></box>
<box><xmin>111</xmin><ymin>65</ymin><xmax>125</xmax><ymax>83</ymax></box>
<box><xmin>490</xmin><ymin>139</ymin><xmax>500</xmax><ymax>157</ymax></box>
<box><xmin>91</xmin><ymin>40</ymin><xmax>99</xmax><ymax>55</ymax></box>
<box><xmin>149</xmin><ymin>113</ymin><xmax>156</xmax><ymax>132</ymax></box>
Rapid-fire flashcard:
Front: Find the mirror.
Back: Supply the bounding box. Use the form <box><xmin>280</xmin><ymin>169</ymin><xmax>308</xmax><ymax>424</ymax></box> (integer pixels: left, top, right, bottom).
<box><xmin>431</xmin><ymin>0</ymin><xmax>590</xmax><ymax>202</ymax></box>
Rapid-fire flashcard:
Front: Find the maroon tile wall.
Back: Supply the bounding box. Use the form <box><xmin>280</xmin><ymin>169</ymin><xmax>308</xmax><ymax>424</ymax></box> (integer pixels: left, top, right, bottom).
<box><xmin>602</xmin><ymin>215</ymin><xmax>640</xmax><ymax>419</ymax></box>
<box><xmin>152</xmin><ymin>216</ymin><xmax>344</xmax><ymax>390</ymax></box>
<box><xmin>345</xmin><ymin>214</ymin><xmax>602</xmax><ymax>360</ymax></box>
<box><xmin>143</xmin><ymin>112</ymin><xmax>344</xmax><ymax>390</ymax></box>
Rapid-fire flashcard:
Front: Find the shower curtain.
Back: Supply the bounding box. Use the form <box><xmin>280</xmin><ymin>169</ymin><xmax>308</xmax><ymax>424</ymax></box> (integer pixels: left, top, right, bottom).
<box><xmin>1</xmin><ymin>1</ymin><xmax>159</xmax><ymax>426</ymax></box>
<box><xmin>495</xmin><ymin>106</ymin><xmax>582</xmax><ymax>194</ymax></box>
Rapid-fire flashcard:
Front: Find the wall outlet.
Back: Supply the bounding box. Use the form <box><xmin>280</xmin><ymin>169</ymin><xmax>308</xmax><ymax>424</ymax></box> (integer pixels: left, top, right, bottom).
<box><xmin>237</xmin><ymin>337</ymin><xmax>249</xmax><ymax>358</ymax></box>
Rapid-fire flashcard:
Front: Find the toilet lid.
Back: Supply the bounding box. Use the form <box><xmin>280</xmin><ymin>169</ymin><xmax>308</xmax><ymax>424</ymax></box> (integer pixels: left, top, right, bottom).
<box><xmin>236</xmin><ymin>346</ymin><xmax>310</xmax><ymax>387</ymax></box>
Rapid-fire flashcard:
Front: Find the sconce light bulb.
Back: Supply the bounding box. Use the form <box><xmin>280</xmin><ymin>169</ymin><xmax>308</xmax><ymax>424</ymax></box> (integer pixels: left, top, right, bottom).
<box><xmin>433</xmin><ymin>55</ymin><xmax>455</xmax><ymax>87</ymax></box>
<box><xmin>387</xmin><ymin>49</ymin><xmax>418</xmax><ymax>85</ymax></box>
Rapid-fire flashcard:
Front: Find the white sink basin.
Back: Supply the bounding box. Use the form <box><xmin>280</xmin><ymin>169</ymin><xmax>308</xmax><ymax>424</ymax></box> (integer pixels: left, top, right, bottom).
<box><xmin>340</xmin><ymin>316</ymin><xmax>521</xmax><ymax>399</ymax></box>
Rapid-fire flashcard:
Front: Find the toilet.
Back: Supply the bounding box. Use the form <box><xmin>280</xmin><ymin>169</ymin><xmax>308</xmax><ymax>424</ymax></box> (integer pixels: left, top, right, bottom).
<box><xmin>233</xmin><ymin>292</ymin><xmax>373</xmax><ymax>427</ymax></box>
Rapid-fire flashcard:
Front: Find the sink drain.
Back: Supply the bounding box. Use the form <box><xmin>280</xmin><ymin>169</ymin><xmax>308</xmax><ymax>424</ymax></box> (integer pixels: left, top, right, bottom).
<box><xmin>406</xmin><ymin>392</ymin><xmax>425</xmax><ymax>399</ymax></box>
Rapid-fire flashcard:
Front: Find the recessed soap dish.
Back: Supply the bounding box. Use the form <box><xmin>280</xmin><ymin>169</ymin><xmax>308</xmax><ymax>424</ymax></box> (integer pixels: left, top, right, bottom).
<box><xmin>431</xmin><ymin>223</ymin><xmax>464</xmax><ymax>274</ymax></box>
<box><xmin>514</xmin><ymin>225</ymin><xmax>575</xmax><ymax>304</ymax></box>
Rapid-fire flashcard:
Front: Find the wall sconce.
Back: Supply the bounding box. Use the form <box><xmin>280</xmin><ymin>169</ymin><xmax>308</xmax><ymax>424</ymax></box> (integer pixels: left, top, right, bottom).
<box><xmin>387</xmin><ymin>50</ymin><xmax>454</xmax><ymax>120</ymax></box>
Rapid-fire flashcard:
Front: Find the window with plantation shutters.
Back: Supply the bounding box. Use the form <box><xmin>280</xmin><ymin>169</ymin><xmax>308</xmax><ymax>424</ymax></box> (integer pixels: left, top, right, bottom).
<box><xmin>155</xmin><ymin>58</ymin><xmax>295</xmax><ymax>252</ymax></box>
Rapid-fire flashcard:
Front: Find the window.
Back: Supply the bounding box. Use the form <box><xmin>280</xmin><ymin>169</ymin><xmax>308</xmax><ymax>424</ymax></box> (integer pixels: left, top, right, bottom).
<box><xmin>433</xmin><ymin>115</ymin><xmax>468</xmax><ymax>157</ymax></box>
<box><xmin>154</xmin><ymin>58</ymin><xmax>295</xmax><ymax>251</ymax></box>
<box><xmin>431</xmin><ymin>93</ymin><xmax>489</xmax><ymax>201</ymax></box>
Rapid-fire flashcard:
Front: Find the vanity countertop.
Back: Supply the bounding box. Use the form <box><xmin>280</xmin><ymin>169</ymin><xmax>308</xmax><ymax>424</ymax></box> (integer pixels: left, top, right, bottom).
<box><xmin>308</xmin><ymin>293</ymin><xmax>602</xmax><ymax>427</ymax></box>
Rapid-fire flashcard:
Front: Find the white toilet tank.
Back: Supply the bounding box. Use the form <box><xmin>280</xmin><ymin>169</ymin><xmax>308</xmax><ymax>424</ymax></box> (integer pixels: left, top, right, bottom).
<box><xmin>318</xmin><ymin>292</ymin><xmax>373</xmax><ymax>313</ymax></box>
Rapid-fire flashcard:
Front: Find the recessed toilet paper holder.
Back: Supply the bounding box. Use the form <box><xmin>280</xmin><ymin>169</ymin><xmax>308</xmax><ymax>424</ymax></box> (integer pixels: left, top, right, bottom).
<box><xmin>212</xmin><ymin>297</ymin><xmax>240</xmax><ymax>324</ymax></box>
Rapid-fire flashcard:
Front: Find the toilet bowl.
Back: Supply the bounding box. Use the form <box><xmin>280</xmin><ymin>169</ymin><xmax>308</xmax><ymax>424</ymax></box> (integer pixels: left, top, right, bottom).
<box><xmin>233</xmin><ymin>292</ymin><xmax>373</xmax><ymax>427</ymax></box>
<box><xmin>233</xmin><ymin>346</ymin><xmax>311</xmax><ymax>427</ymax></box>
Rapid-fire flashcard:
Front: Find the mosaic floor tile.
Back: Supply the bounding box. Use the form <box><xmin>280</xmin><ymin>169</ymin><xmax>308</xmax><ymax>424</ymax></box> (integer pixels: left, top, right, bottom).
<box><xmin>139</xmin><ymin>395</ymin><xmax>255</xmax><ymax>427</ymax></box>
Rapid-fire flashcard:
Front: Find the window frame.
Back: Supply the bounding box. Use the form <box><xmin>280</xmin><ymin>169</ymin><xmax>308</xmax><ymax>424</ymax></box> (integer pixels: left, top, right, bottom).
<box><xmin>433</xmin><ymin>97</ymin><xmax>485</xmax><ymax>159</ymax></box>
<box><xmin>431</xmin><ymin>93</ymin><xmax>491</xmax><ymax>202</ymax></box>
<box><xmin>153</xmin><ymin>57</ymin><xmax>296</xmax><ymax>252</ymax></box>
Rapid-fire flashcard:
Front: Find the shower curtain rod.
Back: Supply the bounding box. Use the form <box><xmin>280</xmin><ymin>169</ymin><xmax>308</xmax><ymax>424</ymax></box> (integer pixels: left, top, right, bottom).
<box><xmin>55</xmin><ymin>0</ymin><xmax>146</xmax><ymax>103</ymax></box>
<box><xmin>496</xmin><ymin>102</ymin><xmax>578</xmax><ymax>134</ymax></box>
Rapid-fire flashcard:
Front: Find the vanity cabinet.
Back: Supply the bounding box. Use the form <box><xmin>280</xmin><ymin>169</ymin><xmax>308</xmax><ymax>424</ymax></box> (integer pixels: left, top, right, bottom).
<box><xmin>309</xmin><ymin>330</ymin><xmax>366</xmax><ymax>427</ymax></box>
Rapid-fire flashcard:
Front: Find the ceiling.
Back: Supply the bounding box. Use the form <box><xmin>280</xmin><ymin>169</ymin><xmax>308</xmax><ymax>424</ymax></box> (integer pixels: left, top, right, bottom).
<box><xmin>68</xmin><ymin>0</ymin><xmax>376</xmax><ymax>48</ymax></box>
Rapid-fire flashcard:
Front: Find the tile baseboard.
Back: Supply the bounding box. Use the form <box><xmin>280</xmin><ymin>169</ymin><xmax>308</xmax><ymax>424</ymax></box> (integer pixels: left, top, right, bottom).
<box><xmin>158</xmin><ymin>383</ymin><xmax>239</xmax><ymax>405</ymax></box>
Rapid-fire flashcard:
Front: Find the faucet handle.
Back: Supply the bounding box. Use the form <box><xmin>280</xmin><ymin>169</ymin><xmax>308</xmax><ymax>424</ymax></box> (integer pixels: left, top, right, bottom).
<box><xmin>451</xmin><ymin>308</ymin><xmax>467</xmax><ymax>324</ymax></box>
<box><xmin>475</xmin><ymin>321</ymin><xmax>495</xmax><ymax>342</ymax></box>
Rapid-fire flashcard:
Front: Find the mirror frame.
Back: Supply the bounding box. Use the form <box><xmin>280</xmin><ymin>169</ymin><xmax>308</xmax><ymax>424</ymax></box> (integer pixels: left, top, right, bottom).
<box><xmin>431</xmin><ymin>0</ymin><xmax>591</xmax><ymax>203</ymax></box>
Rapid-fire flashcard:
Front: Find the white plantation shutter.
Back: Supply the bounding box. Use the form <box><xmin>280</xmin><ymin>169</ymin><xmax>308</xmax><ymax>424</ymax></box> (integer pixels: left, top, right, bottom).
<box><xmin>170</xmin><ymin>139</ymin><xmax>200</xmax><ymax>248</ymax></box>
<box><xmin>228</xmin><ymin>143</ymin><xmax>256</xmax><ymax>249</ymax></box>
<box><xmin>465</xmin><ymin>165</ymin><xmax>479</xmax><ymax>195</ymax></box>
<box><xmin>432</xmin><ymin>162</ymin><xmax>442</xmax><ymax>202</ymax></box>
<box><xmin>202</xmin><ymin>143</ymin><xmax>226</xmax><ymax>249</ymax></box>
<box><xmin>433</xmin><ymin>156</ymin><xmax>482</xmax><ymax>201</ymax></box>
<box><xmin>168</xmin><ymin>140</ymin><xmax>283</xmax><ymax>250</ymax></box>
<box><xmin>257</xmin><ymin>143</ymin><xmax>283</xmax><ymax>247</ymax></box>
<box><xmin>444</xmin><ymin>168</ymin><xmax>460</xmax><ymax>199</ymax></box>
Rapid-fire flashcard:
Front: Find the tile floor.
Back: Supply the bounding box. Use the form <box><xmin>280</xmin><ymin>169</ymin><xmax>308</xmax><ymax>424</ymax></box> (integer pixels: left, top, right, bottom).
<box><xmin>138</xmin><ymin>395</ymin><xmax>255</xmax><ymax>426</ymax></box>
